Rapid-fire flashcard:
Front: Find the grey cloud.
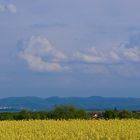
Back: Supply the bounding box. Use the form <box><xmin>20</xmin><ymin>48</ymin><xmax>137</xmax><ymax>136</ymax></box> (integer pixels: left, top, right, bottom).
<box><xmin>121</xmin><ymin>31</ymin><xmax>140</xmax><ymax>48</ymax></box>
<box><xmin>0</xmin><ymin>4</ymin><xmax>17</xmax><ymax>13</ymax></box>
<box><xmin>0</xmin><ymin>4</ymin><xmax>5</xmax><ymax>12</ymax></box>
<box><xmin>7</xmin><ymin>4</ymin><xmax>17</xmax><ymax>13</ymax></box>
<box><xmin>30</xmin><ymin>23</ymin><xmax>68</xmax><ymax>29</ymax></box>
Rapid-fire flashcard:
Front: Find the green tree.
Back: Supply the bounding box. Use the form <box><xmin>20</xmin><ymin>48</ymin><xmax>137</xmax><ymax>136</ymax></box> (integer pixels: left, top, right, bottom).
<box><xmin>51</xmin><ymin>105</ymin><xmax>87</xmax><ymax>120</ymax></box>
<box><xmin>15</xmin><ymin>109</ymin><xmax>31</xmax><ymax>120</ymax></box>
<box><xmin>102</xmin><ymin>109</ymin><xmax>119</xmax><ymax>119</ymax></box>
<box><xmin>118</xmin><ymin>110</ymin><xmax>132</xmax><ymax>119</ymax></box>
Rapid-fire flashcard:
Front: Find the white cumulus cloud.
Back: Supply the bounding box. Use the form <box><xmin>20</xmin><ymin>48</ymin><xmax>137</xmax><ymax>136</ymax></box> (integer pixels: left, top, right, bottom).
<box><xmin>19</xmin><ymin>36</ymin><xmax>68</xmax><ymax>72</ymax></box>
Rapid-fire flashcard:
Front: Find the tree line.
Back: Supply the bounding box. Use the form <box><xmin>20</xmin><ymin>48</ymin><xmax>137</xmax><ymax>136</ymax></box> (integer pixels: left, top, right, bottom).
<box><xmin>0</xmin><ymin>105</ymin><xmax>87</xmax><ymax>120</ymax></box>
<box><xmin>101</xmin><ymin>109</ymin><xmax>140</xmax><ymax>119</ymax></box>
<box><xmin>0</xmin><ymin>105</ymin><xmax>140</xmax><ymax>120</ymax></box>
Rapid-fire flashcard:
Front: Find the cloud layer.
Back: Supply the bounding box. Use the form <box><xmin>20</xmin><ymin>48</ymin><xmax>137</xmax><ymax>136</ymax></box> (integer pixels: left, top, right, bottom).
<box><xmin>75</xmin><ymin>46</ymin><xmax>140</xmax><ymax>64</ymax></box>
<box><xmin>0</xmin><ymin>4</ymin><xmax>17</xmax><ymax>13</ymax></box>
<box><xmin>19</xmin><ymin>35</ymin><xmax>140</xmax><ymax>76</ymax></box>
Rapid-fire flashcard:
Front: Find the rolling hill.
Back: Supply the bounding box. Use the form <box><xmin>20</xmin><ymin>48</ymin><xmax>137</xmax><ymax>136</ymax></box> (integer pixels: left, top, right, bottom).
<box><xmin>0</xmin><ymin>96</ymin><xmax>139</xmax><ymax>111</ymax></box>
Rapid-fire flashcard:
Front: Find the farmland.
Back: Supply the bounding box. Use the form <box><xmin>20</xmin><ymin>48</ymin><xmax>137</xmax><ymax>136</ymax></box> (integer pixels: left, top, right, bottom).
<box><xmin>0</xmin><ymin>120</ymin><xmax>139</xmax><ymax>140</ymax></box>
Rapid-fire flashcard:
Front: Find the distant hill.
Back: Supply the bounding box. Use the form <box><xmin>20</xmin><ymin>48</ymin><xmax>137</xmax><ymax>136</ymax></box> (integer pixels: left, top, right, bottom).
<box><xmin>0</xmin><ymin>96</ymin><xmax>140</xmax><ymax>111</ymax></box>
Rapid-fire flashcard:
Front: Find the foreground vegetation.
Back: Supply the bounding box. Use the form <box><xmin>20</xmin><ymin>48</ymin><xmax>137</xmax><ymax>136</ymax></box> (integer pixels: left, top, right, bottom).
<box><xmin>0</xmin><ymin>119</ymin><xmax>139</xmax><ymax>140</ymax></box>
<box><xmin>0</xmin><ymin>106</ymin><xmax>87</xmax><ymax>120</ymax></box>
<box><xmin>0</xmin><ymin>105</ymin><xmax>140</xmax><ymax>120</ymax></box>
<box><xmin>0</xmin><ymin>106</ymin><xmax>139</xmax><ymax>139</ymax></box>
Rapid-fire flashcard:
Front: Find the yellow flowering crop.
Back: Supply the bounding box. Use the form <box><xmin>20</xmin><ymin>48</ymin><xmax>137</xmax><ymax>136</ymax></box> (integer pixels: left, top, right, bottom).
<box><xmin>0</xmin><ymin>119</ymin><xmax>139</xmax><ymax>140</ymax></box>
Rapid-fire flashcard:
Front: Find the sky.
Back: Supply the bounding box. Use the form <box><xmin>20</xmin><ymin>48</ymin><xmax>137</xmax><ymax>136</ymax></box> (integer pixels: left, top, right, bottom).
<box><xmin>0</xmin><ymin>0</ymin><xmax>140</xmax><ymax>98</ymax></box>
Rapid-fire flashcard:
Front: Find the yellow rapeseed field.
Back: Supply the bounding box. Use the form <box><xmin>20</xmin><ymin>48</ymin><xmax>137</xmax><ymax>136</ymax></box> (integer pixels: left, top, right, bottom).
<box><xmin>0</xmin><ymin>120</ymin><xmax>139</xmax><ymax>140</ymax></box>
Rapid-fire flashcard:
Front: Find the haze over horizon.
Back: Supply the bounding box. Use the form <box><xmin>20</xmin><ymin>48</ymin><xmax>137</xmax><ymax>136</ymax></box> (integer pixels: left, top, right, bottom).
<box><xmin>0</xmin><ymin>0</ymin><xmax>140</xmax><ymax>98</ymax></box>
